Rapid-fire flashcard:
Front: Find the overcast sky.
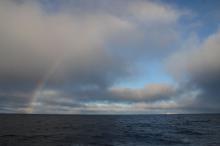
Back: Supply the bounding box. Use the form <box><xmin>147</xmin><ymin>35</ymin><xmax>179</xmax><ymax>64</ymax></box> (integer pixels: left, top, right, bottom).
<box><xmin>0</xmin><ymin>0</ymin><xmax>220</xmax><ymax>114</ymax></box>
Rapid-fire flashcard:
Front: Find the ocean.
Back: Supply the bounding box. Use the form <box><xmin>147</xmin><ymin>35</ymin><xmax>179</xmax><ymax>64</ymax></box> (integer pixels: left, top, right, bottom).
<box><xmin>0</xmin><ymin>114</ymin><xmax>219</xmax><ymax>146</ymax></box>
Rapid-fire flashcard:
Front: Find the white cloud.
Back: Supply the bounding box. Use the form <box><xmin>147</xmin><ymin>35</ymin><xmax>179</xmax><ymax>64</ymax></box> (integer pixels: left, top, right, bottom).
<box><xmin>129</xmin><ymin>1</ymin><xmax>180</xmax><ymax>24</ymax></box>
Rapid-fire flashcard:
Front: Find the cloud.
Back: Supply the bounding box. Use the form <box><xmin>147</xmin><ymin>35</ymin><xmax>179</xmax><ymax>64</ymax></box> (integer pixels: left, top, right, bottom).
<box><xmin>32</xmin><ymin>99</ymin><xmax>181</xmax><ymax>114</ymax></box>
<box><xmin>109</xmin><ymin>1</ymin><xmax>183</xmax><ymax>60</ymax></box>
<box><xmin>29</xmin><ymin>82</ymin><xmax>180</xmax><ymax>114</ymax></box>
<box><xmin>0</xmin><ymin>0</ymin><xmax>135</xmax><ymax>89</ymax></box>
<box><xmin>0</xmin><ymin>91</ymin><xmax>32</xmax><ymax>113</ymax></box>
<box><xmin>167</xmin><ymin>30</ymin><xmax>220</xmax><ymax>112</ymax></box>
<box><xmin>0</xmin><ymin>0</ymin><xmax>137</xmax><ymax>113</ymax></box>
<box><xmin>109</xmin><ymin>83</ymin><xmax>176</xmax><ymax>102</ymax></box>
<box><xmin>129</xmin><ymin>1</ymin><xmax>179</xmax><ymax>24</ymax></box>
<box><xmin>0</xmin><ymin>0</ymin><xmax>186</xmax><ymax>113</ymax></box>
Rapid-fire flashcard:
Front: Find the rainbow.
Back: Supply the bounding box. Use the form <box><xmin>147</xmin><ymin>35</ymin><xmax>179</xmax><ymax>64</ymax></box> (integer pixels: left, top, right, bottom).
<box><xmin>26</xmin><ymin>58</ymin><xmax>63</xmax><ymax>113</ymax></box>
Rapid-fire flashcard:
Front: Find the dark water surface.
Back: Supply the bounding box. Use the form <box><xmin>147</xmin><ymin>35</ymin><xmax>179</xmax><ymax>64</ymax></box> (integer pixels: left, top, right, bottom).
<box><xmin>0</xmin><ymin>114</ymin><xmax>220</xmax><ymax>146</ymax></box>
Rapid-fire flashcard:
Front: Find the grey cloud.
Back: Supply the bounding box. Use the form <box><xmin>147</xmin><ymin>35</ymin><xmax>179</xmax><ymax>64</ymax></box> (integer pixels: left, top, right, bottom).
<box><xmin>55</xmin><ymin>84</ymin><xmax>176</xmax><ymax>103</ymax></box>
<box><xmin>108</xmin><ymin>84</ymin><xmax>176</xmax><ymax>102</ymax></box>
<box><xmin>0</xmin><ymin>0</ymin><xmax>136</xmax><ymax>112</ymax></box>
<box><xmin>167</xmin><ymin>30</ymin><xmax>220</xmax><ymax>112</ymax></box>
<box><xmin>0</xmin><ymin>92</ymin><xmax>32</xmax><ymax>113</ymax></box>
<box><xmin>108</xmin><ymin>0</ymin><xmax>184</xmax><ymax>60</ymax></box>
<box><xmin>30</xmin><ymin>83</ymin><xmax>178</xmax><ymax>114</ymax></box>
<box><xmin>0</xmin><ymin>0</ymin><xmax>186</xmax><ymax>113</ymax></box>
<box><xmin>0</xmin><ymin>0</ymin><xmax>134</xmax><ymax>88</ymax></box>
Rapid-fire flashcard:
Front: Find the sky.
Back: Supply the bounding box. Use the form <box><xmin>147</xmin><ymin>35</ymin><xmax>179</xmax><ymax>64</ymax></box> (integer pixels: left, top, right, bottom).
<box><xmin>0</xmin><ymin>0</ymin><xmax>220</xmax><ymax>114</ymax></box>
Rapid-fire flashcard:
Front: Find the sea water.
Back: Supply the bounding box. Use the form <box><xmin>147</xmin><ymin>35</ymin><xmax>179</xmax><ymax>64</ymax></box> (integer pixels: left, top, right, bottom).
<box><xmin>0</xmin><ymin>114</ymin><xmax>220</xmax><ymax>146</ymax></box>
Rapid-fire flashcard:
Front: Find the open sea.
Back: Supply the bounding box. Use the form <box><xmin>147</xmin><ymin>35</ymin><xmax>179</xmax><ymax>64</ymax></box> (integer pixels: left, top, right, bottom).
<box><xmin>0</xmin><ymin>114</ymin><xmax>220</xmax><ymax>146</ymax></box>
